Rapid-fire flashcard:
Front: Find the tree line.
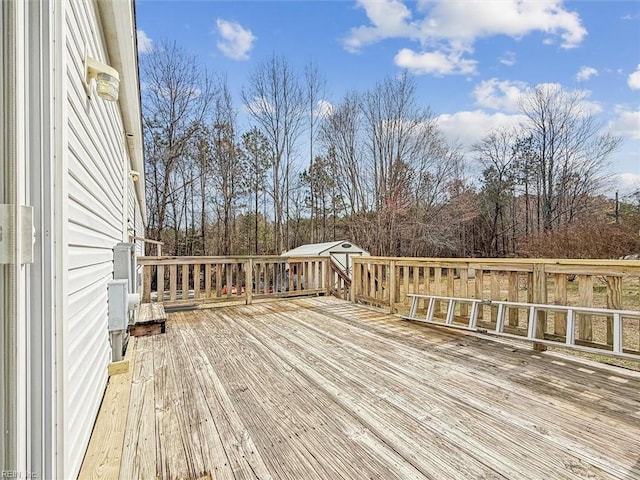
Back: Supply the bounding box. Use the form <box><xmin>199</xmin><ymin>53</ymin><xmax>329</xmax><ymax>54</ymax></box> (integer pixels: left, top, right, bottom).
<box><xmin>142</xmin><ymin>42</ymin><xmax>639</xmax><ymax>259</ymax></box>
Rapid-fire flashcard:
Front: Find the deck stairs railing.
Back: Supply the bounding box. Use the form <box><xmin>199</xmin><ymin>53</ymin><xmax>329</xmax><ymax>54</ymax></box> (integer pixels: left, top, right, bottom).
<box><xmin>329</xmin><ymin>261</ymin><xmax>352</xmax><ymax>300</ymax></box>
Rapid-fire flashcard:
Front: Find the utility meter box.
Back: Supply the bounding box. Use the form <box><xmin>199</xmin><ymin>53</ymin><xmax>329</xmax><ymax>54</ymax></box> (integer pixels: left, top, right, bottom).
<box><xmin>108</xmin><ymin>279</ymin><xmax>129</xmax><ymax>331</ymax></box>
<box><xmin>114</xmin><ymin>242</ymin><xmax>136</xmax><ymax>293</ymax></box>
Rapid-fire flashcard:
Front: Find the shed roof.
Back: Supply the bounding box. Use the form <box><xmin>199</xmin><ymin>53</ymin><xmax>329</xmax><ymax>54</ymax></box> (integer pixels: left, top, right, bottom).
<box><xmin>283</xmin><ymin>241</ymin><xmax>366</xmax><ymax>257</ymax></box>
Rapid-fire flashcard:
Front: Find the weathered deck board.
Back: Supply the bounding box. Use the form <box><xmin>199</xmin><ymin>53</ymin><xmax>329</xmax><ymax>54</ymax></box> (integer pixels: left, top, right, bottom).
<box><xmin>114</xmin><ymin>296</ymin><xmax>640</xmax><ymax>480</ymax></box>
<box><xmin>78</xmin><ymin>338</ymin><xmax>137</xmax><ymax>480</ymax></box>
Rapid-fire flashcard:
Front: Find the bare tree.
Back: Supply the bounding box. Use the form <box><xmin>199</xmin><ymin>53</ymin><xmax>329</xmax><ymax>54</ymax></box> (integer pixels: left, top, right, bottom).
<box><xmin>141</xmin><ymin>41</ymin><xmax>215</xmax><ymax>252</ymax></box>
<box><xmin>240</xmin><ymin>127</ymin><xmax>271</xmax><ymax>254</ymax></box>
<box><xmin>304</xmin><ymin>62</ymin><xmax>327</xmax><ymax>242</ymax></box>
<box><xmin>241</xmin><ymin>54</ymin><xmax>305</xmax><ymax>253</ymax></box>
<box><xmin>519</xmin><ymin>84</ymin><xmax>622</xmax><ymax>232</ymax></box>
<box><xmin>361</xmin><ymin>72</ymin><xmax>461</xmax><ymax>255</ymax></box>
<box><xmin>473</xmin><ymin>128</ymin><xmax>519</xmax><ymax>255</ymax></box>
<box><xmin>209</xmin><ymin>80</ymin><xmax>244</xmax><ymax>255</ymax></box>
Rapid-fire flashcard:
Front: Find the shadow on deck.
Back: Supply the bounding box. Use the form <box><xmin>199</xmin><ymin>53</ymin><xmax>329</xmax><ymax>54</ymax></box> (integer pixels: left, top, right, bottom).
<box><xmin>81</xmin><ymin>296</ymin><xmax>640</xmax><ymax>479</ymax></box>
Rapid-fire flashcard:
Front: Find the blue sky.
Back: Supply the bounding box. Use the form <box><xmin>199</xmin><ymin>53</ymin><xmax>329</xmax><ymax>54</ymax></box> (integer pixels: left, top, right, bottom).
<box><xmin>135</xmin><ymin>0</ymin><xmax>640</xmax><ymax>194</ymax></box>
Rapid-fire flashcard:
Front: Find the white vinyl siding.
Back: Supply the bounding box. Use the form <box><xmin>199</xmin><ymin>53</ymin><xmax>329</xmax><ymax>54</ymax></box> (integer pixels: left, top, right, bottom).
<box><xmin>63</xmin><ymin>1</ymin><xmax>128</xmax><ymax>477</ymax></box>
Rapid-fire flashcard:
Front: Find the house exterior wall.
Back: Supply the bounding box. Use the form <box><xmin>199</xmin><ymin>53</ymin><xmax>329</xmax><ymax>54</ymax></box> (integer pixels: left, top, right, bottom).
<box><xmin>64</xmin><ymin>2</ymin><xmax>125</xmax><ymax>475</ymax></box>
<box><xmin>1</xmin><ymin>1</ymin><xmax>145</xmax><ymax>478</ymax></box>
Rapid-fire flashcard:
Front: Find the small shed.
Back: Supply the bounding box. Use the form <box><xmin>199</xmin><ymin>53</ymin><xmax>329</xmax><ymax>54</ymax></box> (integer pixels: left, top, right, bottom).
<box><xmin>283</xmin><ymin>241</ymin><xmax>369</xmax><ymax>278</ymax></box>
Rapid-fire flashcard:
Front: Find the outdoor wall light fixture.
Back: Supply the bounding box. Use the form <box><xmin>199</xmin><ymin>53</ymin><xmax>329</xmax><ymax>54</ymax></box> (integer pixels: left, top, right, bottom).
<box><xmin>85</xmin><ymin>56</ymin><xmax>120</xmax><ymax>102</ymax></box>
<box><xmin>130</xmin><ymin>170</ymin><xmax>140</xmax><ymax>182</ymax></box>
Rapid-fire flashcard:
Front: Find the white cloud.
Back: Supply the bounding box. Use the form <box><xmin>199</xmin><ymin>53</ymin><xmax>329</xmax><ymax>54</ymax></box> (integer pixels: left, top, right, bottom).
<box><xmin>608</xmin><ymin>173</ymin><xmax>640</xmax><ymax>196</ymax></box>
<box><xmin>437</xmin><ymin>110</ymin><xmax>524</xmax><ymax>149</ymax></box>
<box><xmin>474</xmin><ymin>79</ymin><xmax>602</xmax><ymax>116</ymax></box>
<box><xmin>344</xmin><ymin>0</ymin><xmax>417</xmax><ymax>53</ymax></box>
<box><xmin>628</xmin><ymin>65</ymin><xmax>640</xmax><ymax>90</ymax></box>
<box><xmin>415</xmin><ymin>0</ymin><xmax>586</xmax><ymax>48</ymax></box>
<box><xmin>499</xmin><ymin>51</ymin><xmax>516</xmax><ymax>66</ymax></box>
<box><xmin>394</xmin><ymin>48</ymin><xmax>476</xmax><ymax>75</ymax></box>
<box><xmin>609</xmin><ymin>108</ymin><xmax>640</xmax><ymax>140</ymax></box>
<box><xmin>137</xmin><ymin>30</ymin><xmax>153</xmax><ymax>54</ymax></box>
<box><xmin>473</xmin><ymin>78</ymin><xmax>528</xmax><ymax>112</ymax></box>
<box><xmin>344</xmin><ymin>0</ymin><xmax>586</xmax><ymax>76</ymax></box>
<box><xmin>215</xmin><ymin>19</ymin><xmax>255</xmax><ymax>60</ymax></box>
<box><xmin>576</xmin><ymin>66</ymin><xmax>598</xmax><ymax>82</ymax></box>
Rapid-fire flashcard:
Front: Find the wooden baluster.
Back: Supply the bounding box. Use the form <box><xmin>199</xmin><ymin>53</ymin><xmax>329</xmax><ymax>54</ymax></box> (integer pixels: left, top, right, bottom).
<box><xmin>554</xmin><ymin>273</ymin><xmax>567</xmax><ymax>336</ymax></box>
<box><xmin>246</xmin><ymin>259</ymin><xmax>253</xmax><ymax>305</ymax></box>
<box><xmin>182</xmin><ymin>264</ymin><xmax>189</xmax><ymax>300</ymax></box>
<box><xmin>434</xmin><ymin>267</ymin><xmax>442</xmax><ymax>315</ymax></box>
<box><xmin>169</xmin><ymin>264</ymin><xmax>177</xmax><ymax>301</ymax></box>
<box><xmin>193</xmin><ymin>264</ymin><xmax>201</xmax><ymax>300</ymax></box>
<box><xmin>205</xmin><ymin>264</ymin><xmax>212</xmax><ymax>299</ymax></box>
<box><xmin>490</xmin><ymin>271</ymin><xmax>500</xmax><ymax>322</ymax></box>
<box><xmin>605</xmin><ymin>275</ymin><xmax>622</xmax><ymax>346</ymax></box>
<box><xmin>578</xmin><ymin>274</ymin><xmax>593</xmax><ymax>341</ymax></box>
<box><xmin>460</xmin><ymin>268</ymin><xmax>469</xmax><ymax>318</ymax></box>
<box><xmin>508</xmin><ymin>272</ymin><xmax>518</xmax><ymax>327</ymax></box>
<box><xmin>157</xmin><ymin>264</ymin><xmax>164</xmax><ymax>303</ymax></box>
<box><xmin>216</xmin><ymin>264</ymin><xmax>222</xmax><ymax>298</ymax></box>
<box><xmin>474</xmin><ymin>269</ymin><xmax>484</xmax><ymax>320</ymax></box>
<box><xmin>389</xmin><ymin>260</ymin><xmax>396</xmax><ymax>313</ymax></box>
<box><xmin>532</xmin><ymin>263</ymin><xmax>547</xmax><ymax>351</ymax></box>
<box><xmin>402</xmin><ymin>266</ymin><xmax>409</xmax><ymax>309</ymax></box>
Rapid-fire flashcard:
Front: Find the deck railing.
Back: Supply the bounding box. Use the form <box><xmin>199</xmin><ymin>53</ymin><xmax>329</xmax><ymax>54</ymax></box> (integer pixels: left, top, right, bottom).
<box><xmin>139</xmin><ymin>256</ymin><xmax>331</xmax><ymax>306</ymax></box>
<box><xmin>352</xmin><ymin>257</ymin><xmax>640</xmax><ymax>356</ymax></box>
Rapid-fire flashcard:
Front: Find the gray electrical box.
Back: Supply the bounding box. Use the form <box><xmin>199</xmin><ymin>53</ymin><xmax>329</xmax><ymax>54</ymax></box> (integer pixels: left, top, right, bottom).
<box><xmin>108</xmin><ymin>279</ymin><xmax>129</xmax><ymax>331</ymax></box>
<box><xmin>114</xmin><ymin>242</ymin><xmax>136</xmax><ymax>293</ymax></box>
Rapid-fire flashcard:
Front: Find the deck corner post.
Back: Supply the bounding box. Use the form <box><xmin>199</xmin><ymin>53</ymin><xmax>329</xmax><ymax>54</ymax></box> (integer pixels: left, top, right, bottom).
<box><xmin>351</xmin><ymin>259</ymin><xmax>359</xmax><ymax>304</ymax></box>
<box><xmin>324</xmin><ymin>258</ymin><xmax>331</xmax><ymax>296</ymax></box>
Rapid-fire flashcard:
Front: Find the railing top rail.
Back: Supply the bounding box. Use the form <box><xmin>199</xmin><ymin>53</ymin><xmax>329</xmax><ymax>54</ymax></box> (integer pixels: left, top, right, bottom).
<box><xmin>138</xmin><ymin>255</ymin><xmax>329</xmax><ymax>265</ymax></box>
<box><xmin>130</xmin><ymin>236</ymin><xmax>164</xmax><ymax>245</ymax></box>
<box><xmin>353</xmin><ymin>256</ymin><xmax>640</xmax><ymax>269</ymax></box>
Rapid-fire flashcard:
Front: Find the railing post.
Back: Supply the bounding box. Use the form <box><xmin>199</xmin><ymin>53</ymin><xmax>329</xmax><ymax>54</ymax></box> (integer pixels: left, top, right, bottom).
<box><xmin>246</xmin><ymin>258</ymin><xmax>253</xmax><ymax>305</ymax></box>
<box><xmin>389</xmin><ymin>260</ymin><xmax>396</xmax><ymax>314</ymax></box>
<box><xmin>142</xmin><ymin>264</ymin><xmax>151</xmax><ymax>303</ymax></box>
<box><xmin>532</xmin><ymin>263</ymin><xmax>547</xmax><ymax>351</ymax></box>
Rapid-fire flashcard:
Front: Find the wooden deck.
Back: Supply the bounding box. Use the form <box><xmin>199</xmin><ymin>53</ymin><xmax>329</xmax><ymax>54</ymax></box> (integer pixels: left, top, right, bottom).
<box><xmin>83</xmin><ymin>296</ymin><xmax>640</xmax><ymax>479</ymax></box>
